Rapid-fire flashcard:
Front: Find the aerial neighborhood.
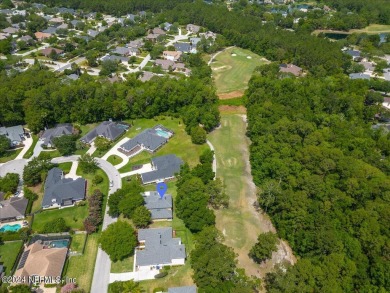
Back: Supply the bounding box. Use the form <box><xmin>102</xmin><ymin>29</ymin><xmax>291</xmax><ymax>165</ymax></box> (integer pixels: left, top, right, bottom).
<box><xmin>1</xmin><ymin>0</ymin><xmax>390</xmax><ymax>293</ymax></box>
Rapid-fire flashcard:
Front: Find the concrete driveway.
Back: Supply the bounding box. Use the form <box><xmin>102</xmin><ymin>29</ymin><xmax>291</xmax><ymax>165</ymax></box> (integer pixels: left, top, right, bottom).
<box><xmin>32</xmin><ymin>140</ymin><xmax>44</xmax><ymax>158</ymax></box>
<box><xmin>15</xmin><ymin>136</ymin><xmax>33</xmax><ymax>160</ymax></box>
<box><xmin>120</xmin><ymin>163</ymin><xmax>153</xmax><ymax>178</ymax></box>
<box><xmin>101</xmin><ymin>137</ymin><xmax>130</xmax><ymax>170</ymax></box>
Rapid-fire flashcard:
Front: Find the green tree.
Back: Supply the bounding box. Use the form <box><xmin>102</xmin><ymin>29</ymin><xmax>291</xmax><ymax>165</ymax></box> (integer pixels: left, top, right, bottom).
<box><xmin>108</xmin><ymin>280</ymin><xmax>142</xmax><ymax>293</ymax></box>
<box><xmin>94</xmin><ymin>136</ymin><xmax>111</xmax><ymax>152</ymax></box>
<box><xmin>99</xmin><ymin>221</ymin><xmax>137</xmax><ymax>262</ymax></box>
<box><xmin>249</xmin><ymin>232</ymin><xmax>278</xmax><ymax>263</ymax></box>
<box><xmin>8</xmin><ymin>285</ymin><xmax>31</xmax><ymax>293</ymax></box>
<box><xmin>206</xmin><ymin>178</ymin><xmax>229</xmax><ymax>209</ymax></box>
<box><xmin>92</xmin><ymin>174</ymin><xmax>103</xmax><ymax>185</ymax></box>
<box><xmin>23</xmin><ymin>157</ymin><xmax>54</xmax><ymax>186</ymax></box>
<box><xmin>53</xmin><ymin>135</ymin><xmax>77</xmax><ymax>155</ymax></box>
<box><xmin>190</xmin><ymin>126</ymin><xmax>207</xmax><ymax>144</ymax></box>
<box><xmin>118</xmin><ymin>193</ymin><xmax>144</xmax><ymax>218</ymax></box>
<box><xmin>99</xmin><ymin>60</ymin><xmax>118</xmax><ymax>76</ymax></box>
<box><xmin>0</xmin><ymin>134</ymin><xmax>10</xmax><ymax>155</ymax></box>
<box><xmin>42</xmin><ymin>217</ymin><xmax>70</xmax><ymax>233</ymax></box>
<box><xmin>78</xmin><ymin>154</ymin><xmax>99</xmax><ymax>174</ymax></box>
<box><xmin>132</xmin><ymin>206</ymin><xmax>151</xmax><ymax>228</ymax></box>
<box><xmin>0</xmin><ymin>173</ymin><xmax>19</xmax><ymax>193</ymax></box>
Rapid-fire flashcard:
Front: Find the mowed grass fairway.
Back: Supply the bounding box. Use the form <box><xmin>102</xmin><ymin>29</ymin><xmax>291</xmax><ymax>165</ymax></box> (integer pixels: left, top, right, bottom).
<box><xmin>210</xmin><ymin>47</ymin><xmax>267</xmax><ymax>95</ymax></box>
<box><xmin>208</xmin><ymin>113</ymin><xmax>274</xmax><ymax>278</ymax></box>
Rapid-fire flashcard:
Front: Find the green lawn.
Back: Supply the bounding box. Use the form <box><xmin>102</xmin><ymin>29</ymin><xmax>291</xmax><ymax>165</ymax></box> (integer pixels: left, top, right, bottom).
<box><xmin>119</xmin><ymin>117</ymin><xmax>208</xmax><ymax>173</ymax></box>
<box><xmin>210</xmin><ymin>47</ymin><xmax>267</xmax><ymax>94</ymax></box>
<box><xmin>351</xmin><ymin>24</ymin><xmax>390</xmax><ymax>34</ymax></box>
<box><xmin>0</xmin><ymin>149</ymin><xmax>22</xmax><ymax>163</ymax></box>
<box><xmin>57</xmin><ymin>162</ymin><xmax>73</xmax><ymax>174</ymax></box>
<box><xmin>32</xmin><ymin>205</ymin><xmax>88</xmax><ymax>232</ymax></box>
<box><xmin>70</xmin><ymin>234</ymin><xmax>87</xmax><ymax>253</ymax></box>
<box><xmin>0</xmin><ymin>241</ymin><xmax>23</xmax><ymax>275</ymax></box>
<box><xmin>38</xmin><ymin>149</ymin><xmax>61</xmax><ymax>160</ymax></box>
<box><xmin>65</xmin><ymin>234</ymin><xmax>99</xmax><ymax>292</ymax></box>
<box><xmin>23</xmin><ymin>134</ymin><xmax>39</xmax><ymax>159</ymax></box>
<box><xmin>110</xmin><ymin>255</ymin><xmax>134</xmax><ymax>273</ymax></box>
<box><xmin>106</xmin><ymin>155</ymin><xmax>123</xmax><ymax>166</ymax></box>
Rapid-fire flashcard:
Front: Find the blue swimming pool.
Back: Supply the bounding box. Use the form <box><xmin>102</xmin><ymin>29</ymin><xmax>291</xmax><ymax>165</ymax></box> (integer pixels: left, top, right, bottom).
<box><xmin>155</xmin><ymin>129</ymin><xmax>171</xmax><ymax>139</ymax></box>
<box><xmin>50</xmin><ymin>239</ymin><xmax>69</xmax><ymax>248</ymax></box>
<box><xmin>0</xmin><ymin>224</ymin><xmax>21</xmax><ymax>232</ymax></box>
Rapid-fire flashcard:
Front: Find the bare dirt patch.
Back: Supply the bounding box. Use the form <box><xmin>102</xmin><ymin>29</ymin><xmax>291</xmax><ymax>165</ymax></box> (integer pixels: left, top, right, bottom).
<box><xmin>218</xmin><ymin>90</ymin><xmax>244</xmax><ymax>99</ymax></box>
<box><xmin>218</xmin><ymin>105</ymin><xmax>246</xmax><ymax>114</ymax></box>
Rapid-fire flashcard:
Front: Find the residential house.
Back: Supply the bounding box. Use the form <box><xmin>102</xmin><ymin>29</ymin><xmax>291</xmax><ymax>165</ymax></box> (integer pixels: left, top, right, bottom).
<box><xmin>349</xmin><ymin>73</ymin><xmax>371</xmax><ymax>80</ymax></box>
<box><xmin>34</xmin><ymin>32</ymin><xmax>52</xmax><ymax>41</ymax></box>
<box><xmin>13</xmin><ymin>241</ymin><xmax>67</xmax><ymax>285</ymax></box>
<box><xmin>101</xmin><ymin>54</ymin><xmax>129</xmax><ymax>64</ymax></box>
<box><xmin>119</xmin><ymin>125</ymin><xmax>173</xmax><ymax>156</ymax></box>
<box><xmin>3</xmin><ymin>27</ymin><xmax>18</xmax><ymax>34</ymax></box>
<box><xmin>141</xmin><ymin>154</ymin><xmax>183</xmax><ymax>184</ymax></box>
<box><xmin>382</xmin><ymin>97</ymin><xmax>390</xmax><ymax>110</ymax></box>
<box><xmin>190</xmin><ymin>37</ymin><xmax>201</xmax><ymax>47</ymax></box>
<box><xmin>186</xmin><ymin>24</ymin><xmax>200</xmax><ymax>34</ymax></box>
<box><xmin>80</xmin><ymin>121</ymin><xmax>127</xmax><ymax>144</ymax></box>
<box><xmin>359</xmin><ymin>61</ymin><xmax>375</xmax><ymax>73</ymax></box>
<box><xmin>135</xmin><ymin>227</ymin><xmax>186</xmax><ymax>271</ymax></box>
<box><xmin>173</xmin><ymin>43</ymin><xmax>192</xmax><ymax>54</ymax></box>
<box><xmin>152</xmin><ymin>27</ymin><xmax>166</xmax><ymax>36</ymax></box>
<box><xmin>56</xmin><ymin>23</ymin><xmax>68</xmax><ymax>30</ymax></box>
<box><xmin>67</xmin><ymin>74</ymin><xmax>79</xmax><ymax>81</ymax></box>
<box><xmin>42</xmin><ymin>27</ymin><xmax>58</xmax><ymax>35</ymax></box>
<box><xmin>112</xmin><ymin>46</ymin><xmax>138</xmax><ymax>57</ymax></box>
<box><xmin>155</xmin><ymin>59</ymin><xmax>175</xmax><ymax>71</ymax></box>
<box><xmin>0</xmin><ymin>264</ymin><xmax>4</xmax><ymax>278</ymax></box>
<box><xmin>163</xmin><ymin>22</ymin><xmax>172</xmax><ymax>31</ymax></box>
<box><xmin>128</xmin><ymin>40</ymin><xmax>144</xmax><ymax>49</ymax></box>
<box><xmin>49</xmin><ymin>17</ymin><xmax>64</xmax><ymax>25</ymax></box>
<box><xmin>199</xmin><ymin>31</ymin><xmax>217</xmax><ymax>40</ymax></box>
<box><xmin>18</xmin><ymin>35</ymin><xmax>34</xmax><ymax>44</ymax></box>
<box><xmin>42</xmin><ymin>168</ymin><xmax>86</xmax><ymax>209</ymax></box>
<box><xmin>0</xmin><ymin>194</ymin><xmax>28</xmax><ymax>223</ymax></box>
<box><xmin>139</xmin><ymin>71</ymin><xmax>157</xmax><ymax>82</ymax></box>
<box><xmin>57</xmin><ymin>7</ymin><xmax>75</xmax><ymax>14</ymax></box>
<box><xmin>146</xmin><ymin>33</ymin><xmax>160</xmax><ymax>42</ymax></box>
<box><xmin>0</xmin><ymin>125</ymin><xmax>25</xmax><ymax>146</ymax></box>
<box><xmin>70</xmin><ymin>20</ymin><xmax>81</xmax><ymax>28</ymax></box>
<box><xmin>279</xmin><ymin>63</ymin><xmax>303</xmax><ymax>76</ymax></box>
<box><xmin>40</xmin><ymin>124</ymin><xmax>74</xmax><ymax>148</ymax></box>
<box><xmin>40</xmin><ymin>47</ymin><xmax>64</xmax><ymax>57</ymax></box>
<box><xmin>173</xmin><ymin>62</ymin><xmax>191</xmax><ymax>76</ymax></box>
<box><xmin>168</xmin><ymin>286</ymin><xmax>197</xmax><ymax>293</ymax></box>
<box><xmin>127</xmin><ymin>14</ymin><xmax>136</xmax><ymax>22</ymax></box>
<box><xmin>142</xmin><ymin>191</ymin><xmax>173</xmax><ymax>220</ymax></box>
<box><xmin>163</xmin><ymin>51</ymin><xmax>182</xmax><ymax>61</ymax></box>
<box><xmin>139</xmin><ymin>11</ymin><xmax>146</xmax><ymax>17</ymax></box>
<box><xmin>345</xmin><ymin>49</ymin><xmax>361</xmax><ymax>61</ymax></box>
<box><xmin>87</xmin><ymin>29</ymin><xmax>99</xmax><ymax>38</ymax></box>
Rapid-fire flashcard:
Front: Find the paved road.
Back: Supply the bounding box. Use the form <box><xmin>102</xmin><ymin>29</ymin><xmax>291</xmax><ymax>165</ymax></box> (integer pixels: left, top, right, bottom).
<box><xmin>206</xmin><ymin>140</ymin><xmax>217</xmax><ymax>178</ymax></box>
<box><xmin>14</xmin><ymin>45</ymin><xmax>47</xmax><ymax>57</ymax></box>
<box><xmin>165</xmin><ymin>31</ymin><xmax>191</xmax><ymax>47</ymax></box>
<box><xmin>0</xmin><ymin>159</ymin><xmax>28</xmax><ymax>177</ymax></box>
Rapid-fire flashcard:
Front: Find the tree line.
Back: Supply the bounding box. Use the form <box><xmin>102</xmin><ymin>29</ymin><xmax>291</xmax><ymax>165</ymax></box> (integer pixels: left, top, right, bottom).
<box><xmin>246</xmin><ymin>65</ymin><xmax>390</xmax><ymax>292</ymax></box>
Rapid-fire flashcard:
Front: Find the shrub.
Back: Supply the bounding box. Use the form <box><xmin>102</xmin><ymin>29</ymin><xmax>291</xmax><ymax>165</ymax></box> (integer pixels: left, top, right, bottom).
<box><xmin>154</xmin><ymin>272</ymin><xmax>168</xmax><ymax>279</ymax></box>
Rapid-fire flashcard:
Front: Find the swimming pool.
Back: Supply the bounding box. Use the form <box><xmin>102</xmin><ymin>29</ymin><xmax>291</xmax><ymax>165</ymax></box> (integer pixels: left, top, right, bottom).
<box><xmin>155</xmin><ymin>129</ymin><xmax>171</xmax><ymax>139</ymax></box>
<box><xmin>50</xmin><ymin>239</ymin><xmax>69</xmax><ymax>248</ymax></box>
<box><xmin>0</xmin><ymin>224</ymin><xmax>21</xmax><ymax>232</ymax></box>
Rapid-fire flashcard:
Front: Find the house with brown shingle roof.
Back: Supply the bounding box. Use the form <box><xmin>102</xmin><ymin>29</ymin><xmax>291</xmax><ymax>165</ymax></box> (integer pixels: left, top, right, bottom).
<box><xmin>35</xmin><ymin>32</ymin><xmax>51</xmax><ymax>41</ymax></box>
<box><xmin>40</xmin><ymin>47</ymin><xmax>64</xmax><ymax>57</ymax></box>
<box><xmin>13</xmin><ymin>241</ymin><xmax>67</xmax><ymax>285</ymax></box>
<box><xmin>163</xmin><ymin>51</ymin><xmax>182</xmax><ymax>61</ymax></box>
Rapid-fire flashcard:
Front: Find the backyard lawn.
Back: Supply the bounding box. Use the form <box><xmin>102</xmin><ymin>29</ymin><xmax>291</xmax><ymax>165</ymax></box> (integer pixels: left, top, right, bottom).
<box><xmin>65</xmin><ymin>234</ymin><xmax>99</xmax><ymax>292</ymax></box>
<box><xmin>32</xmin><ymin>205</ymin><xmax>88</xmax><ymax>232</ymax></box>
<box><xmin>119</xmin><ymin>117</ymin><xmax>208</xmax><ymax>172</ymax></box>
<box><xmin>0</xmin><ymin>149</ymin><xmax>22</xmax><ymax>163</ymax></box>
<box><xmin>210</xmin><ymin>47</ymin><xmax>267</xmax><ymax>95</ymax></box>
<box><xmin>70</xmin><ymin>233</ymin><xmax>87</xmax><ymax>253</ymax></box>
<box><xmin>0</xmin><ymin>241</ymin><xmax>23</xmax><ymax>274</ymax></box>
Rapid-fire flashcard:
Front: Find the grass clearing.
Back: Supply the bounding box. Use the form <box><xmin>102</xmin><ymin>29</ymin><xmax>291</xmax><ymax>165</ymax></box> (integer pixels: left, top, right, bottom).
<box><xmin>23</xmin><ymin>134</ymin><xmax>39</xmax><ymax>159</ymax></box>
<box><xmin>0</xmin><ymin>241</ymin><xmax>23</xmax><ymax>274</ymax></box>
<box><xmin>110</xmin><ymin>255</ymin><xmax>134</xmax><ymax>273</ymax></box>
<box><xmin>210</xmin><ymin>47</ymin><xmax>267</xmax><ymax>95</ymax></box>
<box><xmin>0</xmin><ymin>149</ymin><xmax>22</xmax><ymax>163</ymax></box>
<box><xmin>106</xmin><ymin>155</ymin><xmax>123</xmax><ymax>166</ymax></box>
<box><xmin>38</xmin><ymin>149</ymin><xmax>61</xmax><ymax>160</ymax></box>
<box><xmin>57</xmin><ymin>162</ymin><xmax>73</xmax><ymax>174</ymax></box>
<box><xmin>65</xmin><ymin>234</ymin><xmax>99</xmax><ymax>292</ymax></box>
<box><xmin>351</xmin><ymin>24</ymin><xmax>390</xmax><ymax>34</ymax></box>
<box><xmin>208</xmin><ymin>113</ymin><xmax>275</xmax><ymax>278</ymax></box>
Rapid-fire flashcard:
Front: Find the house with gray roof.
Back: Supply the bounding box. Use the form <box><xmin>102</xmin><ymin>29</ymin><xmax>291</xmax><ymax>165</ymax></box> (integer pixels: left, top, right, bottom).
<box><xmin>0</xmin><ymin>195</ymin><xmax>28</xmax><ymax>222</ymax></box>
<box><xmin>168</xmin><ymin>286</ymin><xmax>197</xmax><ymax>293</ymax></box>
<box><xmin>0</xmin><ymin>125</ymin><xmax>25</xmax><ymax>147</ymax></box>
<box><xmin>40</xmin><ymin>124</ymin><xmax>73</xmax><ymax>148</ymax></box>
<box><xmin>186</xmin><ymin>24</ymin><xmax>200</xmax><ymax>34</ymax></box>
<box><xmin>135</xmin><ymin>227</ymin><xmax>186</xmax><ymax>271</ymax></box>
<box><xmin>101</xmin><ymin>54</ymin><xmax>129</xmax><ymax>63</ymax></box>
<box><xmin>345</xmin><ymin>49</ymin><xmax>361</xmax><ymax>61</ymax></box>
<box><xmin>42</xmin><ymin>168</ymin><xmax>86</xmax><ymax>209</ymax></box>
<box><xmin>119</xmin><ymin>125</ymin><xmax>173</xmax><ymax>156</ymax></box>
<box><xmin>80</xmin><ymin>121</ymin><xmax>126</xmax><ymax>144</ymax></box>
<box><xmin>141</xmin><ymin>154</ymin><xmax>183</xmax><ymax>185</ymax></box>
<box><xmin>142</xmin><ymin>191</ymin><xmax>173</xmax><ymax>220</ymax></box>
<box><xmin>349</xmin><ymin>73</ymin><xmax>370</xmax><ymax>80</ymax></box>
<box><xmin>174</xmin><ymin>42</ymin><xmax>193</xmax><ymax>54</ymax></box>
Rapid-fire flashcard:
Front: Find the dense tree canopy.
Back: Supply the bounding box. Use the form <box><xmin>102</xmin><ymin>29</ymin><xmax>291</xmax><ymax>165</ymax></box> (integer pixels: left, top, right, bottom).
<box><xmin>99</xmin><ymin>221</ymin><xmax>137</xmax><ymax>262</ymax></box>
<box><xmin>246</xmin><ymin>66</ymin><xmax>390</xmax><ymax>292</ymax></box>
<box><xmin>23</xmin><ymin>157</ymin><xmax>54</xmax><ymax>186</ymax></box>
